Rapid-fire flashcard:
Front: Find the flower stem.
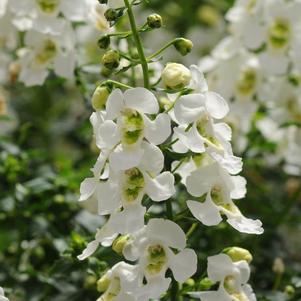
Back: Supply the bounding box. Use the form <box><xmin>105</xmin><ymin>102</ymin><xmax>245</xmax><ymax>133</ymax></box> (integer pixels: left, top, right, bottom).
<box><xmin>101</xmin><ymin>80</ymin><xmax>133</xmax><ymax>90</ymax></box>
<box><xmin>147</xmin><ymin>39</ymin><xmax>177</xmax><ymax>61</ymax></box>
<box><xmin>124</xmin><ymin>0</ymin><xmax>150</xmax><ymax>89</ymax></box>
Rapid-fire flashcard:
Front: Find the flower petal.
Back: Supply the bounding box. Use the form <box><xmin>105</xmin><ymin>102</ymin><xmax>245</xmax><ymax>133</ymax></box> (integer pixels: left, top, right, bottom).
<box><xmin>79</xmin><ymin>177</ymin><xmax>97</xmax><ymax>202</ymax></box>
<box><xmin>227</xmin><ymin>215</ymin><xmax>264</xmax><ymax>235</ymax></box>
<box><xmin>187</xmin><ymin>197</ymin><xmax>222</xmax><ymax>226</ymax></box>
<box><xmin>143</xmin><ymin>113</ymin><xmax>171</xmax><ymax>145</ymax></box>
<box><xmin>207</xmin><ymin>254</ymin><xmax>235</xmax><ymax>281</ymax></box>
<box><xmin>106</xmin><ymin>89</ymin><xmax>124</xmax><ymax>120</ymax></box>
<box><xmin>146</xmin><ymin>218</ymin><xmax>186</xmax><ymax>250</ymax></box>
<box><xmin>144</xmin><ymin>172</ymin><xmax>175</xmax><ymax>202</ymax></box>
<box><xmin>174</xmin><ymin>124</ymin><xmax>205</xmax><ymax>153</ymax></box>
<box><xmin>174</xmin><ymin>94</ymin><xmax>206</xmax><ymax>124</ymax></box>
<box><xmin>77</xmin><ymin>240</ymin><xmax>99</xmax><ymax>260</ymax></box>
<box><xmin>139</xmin><ymin>142</ymin><xmax>164</xmax><ymax>175</ymax></box>
<box><xmin>124</xmin><ymin>87</ymin><xmax>159</xmax><ymax>114</ymax></box>
<box><xmin>109</xmin><ymin>144</ymin><xmax>144</xmax><ymax>171</ymax></box>
<box><xmin>205</xmin><ymin>91</ymin><xmax>229</xmax><ymax>119</ymax></box>
<box><xmin>169</xmin><ymin>248</ymin><xmax>198</xmax><ymax>283</ymax></box>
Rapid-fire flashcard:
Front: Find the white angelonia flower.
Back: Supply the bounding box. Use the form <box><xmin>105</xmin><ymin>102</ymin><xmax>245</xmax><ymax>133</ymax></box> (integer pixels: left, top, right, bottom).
<box><xmin>9</xmin><ymin>0</ymin><xmax>89</xmax><ymax>31</ymax></box>
<box><xmin>96</xmin><ymin>88</ymin><xmax>171</xmax><ymax>171</ymax></box>
<box><xmin>186</xmin><ymin>162</ymin><xmax>263</xmax><ymax>234</ymax></box>
<box><xmin>86</xmin><ymin>0</ymin><xmax>110</xmax><ymax>32</ymax></box>
<box><xmin>190</xmin><ymin>253</ymin><xmax>256</xmax><ymax>301</ymax></box>
<box><xmin>173</xmin><ymin>67</ymin><xmax>230</xmax><ymax>155</ymax></box>
<box><xmin>79</xmin><ymin>141</ymin><xmax>175</xmax><ymax>215</ymax></box>
<box><xmin>123</xmin><ymin>218</ymin><xmax>198</xmax><ymax>299</ymax></box>
<box><xmin>18</xmin><ymin>23</ymin><xmax>75</xmax><ymax>86</ymax></box>
<box><xmin>96</xmin><ymin>262</ymin><xmax>140</xmax><ymax>301</ymax></box>
<box><xmin>0</xmin><ymin>287</ymin><xmax>9</xmax><ymax>301</ymax></box>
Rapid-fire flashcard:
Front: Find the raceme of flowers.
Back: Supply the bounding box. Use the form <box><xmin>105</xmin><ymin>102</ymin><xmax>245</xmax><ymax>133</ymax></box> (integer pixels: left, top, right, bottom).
<box><xmin>77</xmin><ymin>59</ymin><xmax>263</xmax><ymax>300</ymax></box>
<box><xmin>199</xmin><ymin>0</ymin><xmax>301</xmax><ymax>175</ymax></box>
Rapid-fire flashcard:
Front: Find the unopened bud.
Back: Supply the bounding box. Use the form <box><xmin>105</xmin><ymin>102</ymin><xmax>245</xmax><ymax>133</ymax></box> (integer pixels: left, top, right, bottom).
<box><xmin>285</xmin><ymin>285</ymin><xmax>295</xmax><ymax>297</ymax></box>
<box><xmin>223</xmin><ymin>247</ymin><xmax>253</xmax><ymax>263</ymax></box>
<box><xmin>199</xmin><ymin>277</ymin><xmax>215</xmax><ymax>290</ymax></box>
<box><xmin>92</xmin><ymin>86</ymin><xmax>110</xmax><ymax>110</ymax></box>
<box><xmin>147</xmin><ymin>14</ymin><xmax>163</xmax><ymax>29</ymax></box>
<box><xmin>97</xmin><ymin>274</ymin><xmax>110</xmax><ymax>292</ymax></box>
<box><xmin>112</xmin><ymin>235</ymin><xmax>129</xmax><ymax>255</ymax></box>
<box><xmin>162</xmin><ymin>62</ymin><xmax>191</xmax><ymax>89</ymax></box>
<box><xmin>174</xmin><ymin>38</ymin><xmax>193</xmax><ymax>56</ymax></box>
<box><xmin>273</xmin><ymin>258</ymin><xmax>285</xmax><ymax>274</ymax></box>
<box><xmin>105</xmin><ymin>8</ymin><xmax>118</xmax><ymax>22</ymax></box>
<box><xmin>101</xmin><ymin>50</ymin><xmax>120</xmax><ymax>69</ymax></box>
<box><xmin>98</xmin><ymin>35</ymin><xmax>111</xmax><ymax>49</ymax></box>
<box><xmin>197</xmin><ymin>5</ymin><xmax>220</xmax><ymax>27</ymax></box>
<box><xmin>184</xmin><ymin>278</ymin><xmax>195</xmax><ymax>287</ymax></box>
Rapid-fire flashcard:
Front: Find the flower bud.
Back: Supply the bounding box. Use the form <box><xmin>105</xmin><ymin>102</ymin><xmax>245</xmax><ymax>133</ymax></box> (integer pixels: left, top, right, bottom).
<box><xmin>199</xmin><ymin>277</ymin><xmax>215</xmax><ymax>290</ymax></box>
<box><xmin>104</xmin><ymin>8</ymin><xmax>118</xmax><ymax>22</ymax></box>
<box><xmin>197</xmin><ymin>5</ymin><xmax>220</xmax><ymax>27</ymax></box>
<box><xmin>101</xmin><ymin>50</ymin><xmax>120</xmax><ymax>69</ymax></box>
<box><xmin>161</xmin><ymin>63</ymin><xmax>191</xmax><ymax>89</ymax></box>
<box><xmin>98</xmin><ymin>35</ymin><xmax>110</xmax><ymax>49</ymax></box>
<box><xmin>92</xmin><ymin>86</ymin><xmax>110</xmax><ymax>110</ymax></box>
<box><xmin>273</xmin><ymin>258</ymin><xmax>285</xmax><ymax>274</ymax></box>
<box><xmin>112</xmin><ymin>235</ymin><xmax>130</xmax><ymax>255</ymax></box>
<box><xmin>174</xmin><ymin>38</ymin><xmax>193</xmax><ymax>56</ymax></box>
<box><xmin>97</xmin><ymin>274</ymin><xmax>110</xmax><ymax>292</ymax></box>
<box><xmin>223</xmin><ymin>247</ymin><xmax>253</xmax><ymax>263</ymax></box>
<box><xmin>147</xmin><ymin>14</ymin><xmax>163</xmax><ymax>29</ymax></box>
<box><xmin>285</xmin><ymin>285</ymin><xmax>295</xmax><ymax>297</ymax></box>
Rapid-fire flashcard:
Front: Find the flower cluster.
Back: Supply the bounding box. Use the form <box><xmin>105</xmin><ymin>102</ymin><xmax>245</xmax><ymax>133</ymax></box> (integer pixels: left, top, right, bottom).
<box><xmin>199</xmin><ymin>0</ymin><xmax>301</xmax><ymax>175</ymax></box>
<box><xmin>77</xmin><ymin>2</ymin><xmax>263</xmax><ymax>295</ymax></box>
<box><xmin>0</xmin><ymin>0</ymin><xmax>111</xmax><ymax>86</ymax></box>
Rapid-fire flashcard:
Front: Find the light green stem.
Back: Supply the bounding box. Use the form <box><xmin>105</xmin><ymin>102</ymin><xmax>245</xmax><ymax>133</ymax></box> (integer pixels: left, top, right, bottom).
<box><xmin>147</xmin><ymin>39</ymin><xmax>178</xmax><ymax>61</ymax></box>
<box><xmin>124</xmin><ymin>0</ymin><xmax>150</xmax><ymax>88</ymax></box>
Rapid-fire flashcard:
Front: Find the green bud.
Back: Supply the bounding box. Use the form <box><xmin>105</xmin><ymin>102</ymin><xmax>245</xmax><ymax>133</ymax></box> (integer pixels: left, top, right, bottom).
<box><xmin>105</xmin><ymin>8</ymin><xmax>118</xmax><ymax>22</ymax></box>
<box><xmin>147</xmin><ymin>14</ymin><xmax>163</xmax><ymax>29</ymax></box>
<box><xmin>84</xmin><ymin>275</ymin><xmax>97</xmax><ymax>289</ymax></box>
<box><xmin>199</xmin><ymin>277</ymin><xmax>215</xmax><ymax>290</ymax></box>
<box><xmin>223</xmin><ymin>247</ymin><xmax>253</xmax><ymax>264</ymax></box>
<box><xmin>98</xmin><ymin>35</ymin><xmax>111</xmax><ymax>49</ymax></box>
<box><xmin>101</xmin><ymin>50</ymin><xmax>120</xmax><ymax>69</ymax></box>
<box><xmin>101</xmin><ymin>66</ymin><xmax>113</xmax><ymax>77</ymax></box>
<box><xmin>112</xmin><ymin>235</ymin><xmax>129</xmax><ymax>255</ymax></box>
<box><xmin>285</xmin><ymin>285</ymin><xmax>295</xmax><ymax>297</ymax></box>
<box><xmin>174</xmin><ymin>38</ymin><xmax>193</xmax><ymax>56</ymax></box>
<box><xmin>184</xmin><ymin>278</ymin><xmax>195</xmax><ymax>287</ymax></box>
<box><xmin>92</xmin><ymin>86</ymin><xmax>110</xmax><ymax>110</ymax></box>
<box><xmin>97</xmin><ymin>274</ymin><xmax>110</xmax><ymax>293</ymax></box>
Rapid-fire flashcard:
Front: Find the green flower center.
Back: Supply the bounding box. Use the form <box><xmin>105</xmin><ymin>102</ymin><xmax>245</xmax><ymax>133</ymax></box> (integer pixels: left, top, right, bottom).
<box><xmin>121</xmin><ymin>108</ymin><xmax>144</xmax><ymax>145</ymax></box>
<box><xmin>100</xmin><ymin>277</ymin><xmax>121</xmax><ymax>301</ymax></box>
<box><xmin>122</xmin><ymin>168</ymin><xmax>145</xmax><ymax>203</ymax></box>
<box><xmin>236</xmin><ymin>68</ymin><xmax>257</xmax><ymax>96</ymax></box>
<box><xmin>246</xmin><ymin>0</ymin><xmax>257</xmax><ymax>13</ymax></box>
<box><xmin>224</xmin><ymin>275</ymin><xmax>237</xmax><ymax>295</ymax></box>
<box><xmin>211</xmin><ymin>185</ymin><xmax>224</xmax><ymax>205</ymax></box>
<box><xmin>36</xmin><ymin>0</ymin><xmax>60</xmax><ymax>13</ymax></box>
<box><xmin>146</xmin><ymin>244</ymin><xmax>167</xmax><ymax>276</ymax></box>
<box><xmin>35</xmin><ymin>39</ymin><xmax>57</xmax><ymax>64</ymax></box>
<box><xmin>268</xmin><ymin>18</ymin><xmax>291</xmax><ymax>50</ymax></box>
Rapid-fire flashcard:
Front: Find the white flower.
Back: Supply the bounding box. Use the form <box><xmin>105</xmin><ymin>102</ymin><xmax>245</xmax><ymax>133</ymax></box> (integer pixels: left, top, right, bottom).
<box><xmin>18</xmin><ymin>23</ymin><xmax>75</xmax><ymax>86</ymax></box>
<box><xmin>9</xmin><ymin>0</ymin><xmax>88</xmax><ymax>31</ymax></box>
<box><xmin>96</xmin><ymin>88</ymin><xmax>171</xmax><ymax>171</ymax></box>
<box><xmin>96</xmin><ymin>262</ymin><xmax>141</xmax><ymax>301</ymax></box>
<box><xmin>86</xmin><ymin>0</ymin><xmax>110</xmax><ymax>32</ymax></box>
<box><xmin>190</xmin><ymin>253</ymin><xmax>256</xmax><ymax>301</ymax></box>
<box><xmin>0</xmin><ymin>287</ymin><xmax>9</xmax><ymax>301</ymax></box>
<box><xmin>173</xmin><ymin>69</ymin><xmax>230</xmax><ymax>154</ymax></box>
<box><xmin>123</xmin><ymin>218</ymin><xmax>198</xmax><ymax>298</ymax></box>
<box><xmin>186</xmin><ymin>162</ymin><xmax>263</xmax><ymax>234</ymax></box>
<box><xmin>79</xmin><ymin>141</ymin><xmax>175</xmax><ymax>215</ymax></box>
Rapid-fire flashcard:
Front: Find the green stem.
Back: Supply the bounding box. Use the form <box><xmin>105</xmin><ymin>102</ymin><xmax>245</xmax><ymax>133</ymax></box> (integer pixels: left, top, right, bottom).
<box><xmin>102</xmin><ymin>80</ymin><xmax>133</xmax><ymax>90</ymax></box>
<box><xmin>186</xmin><ymin>222</ymin><xmax>198</xmax><ymax>239</ymax></box>
<box><xmin>124</xmin><ymin>0</ymin><xmax>150</xmax><ymax>88</ymax></box>
<box><xmin>273</xmin><ymin>272</ymin><xmax>283</xmax><ymax>291</ymax></box>
<box><xmin>147</xmin><ymin>39</ymin><xmax>177</xmax><ymax>61</ymax></box>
